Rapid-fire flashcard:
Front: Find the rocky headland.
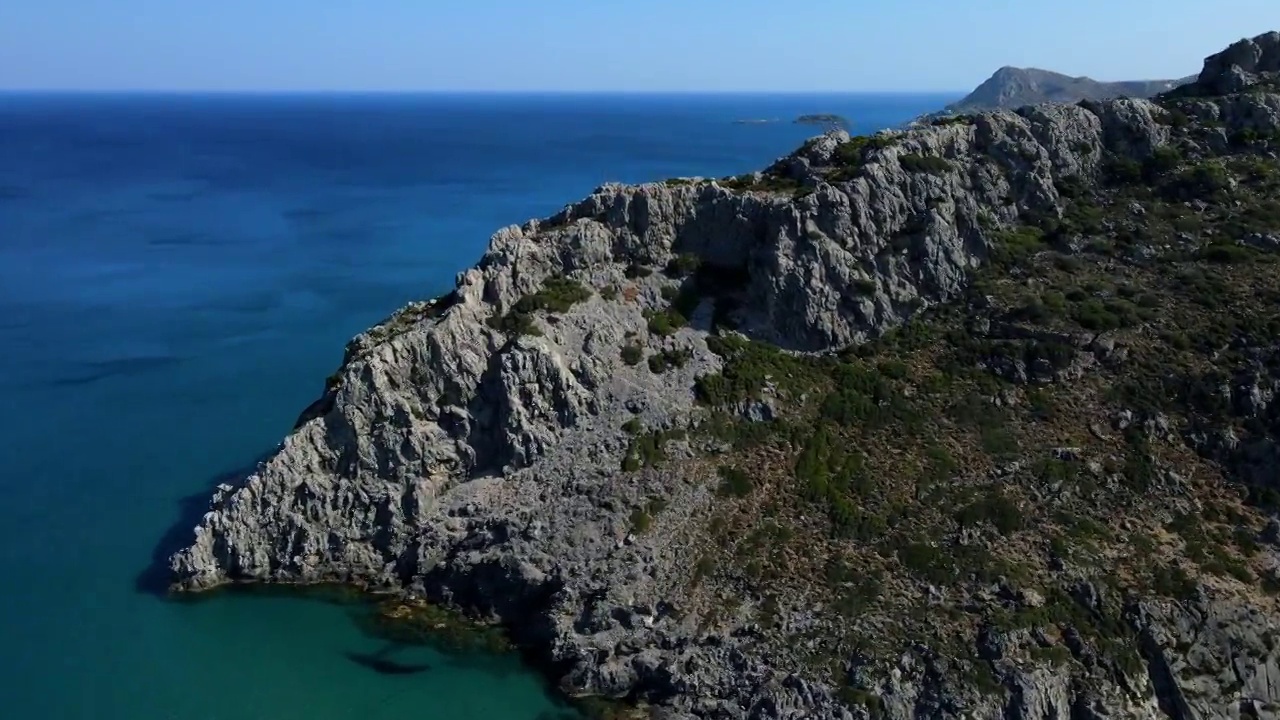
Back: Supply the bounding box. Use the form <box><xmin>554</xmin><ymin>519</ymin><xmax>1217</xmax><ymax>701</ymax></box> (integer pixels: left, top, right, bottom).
<box><xmin>172</xmin><ymin>32</ymin><xmax>1280</xmax><ymax>719</ymax></box>
<box><xmin>919</xmin><ymin>67</ymin><xmax>1197</xmax><ymax>126</ymax></box>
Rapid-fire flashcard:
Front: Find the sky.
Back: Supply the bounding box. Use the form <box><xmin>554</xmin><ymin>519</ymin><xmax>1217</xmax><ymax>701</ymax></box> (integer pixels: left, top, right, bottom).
<box><xmin>0</xmin><ymin>1</ymin><xmax>1276</xmax><ymax>92</ymax></box>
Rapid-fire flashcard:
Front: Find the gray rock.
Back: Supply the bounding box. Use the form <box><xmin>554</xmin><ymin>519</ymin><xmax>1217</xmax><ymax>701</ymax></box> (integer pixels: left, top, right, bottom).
<box><xmin>167</xmin><ymin>35</ymin><xmax>1280</xmax><ymax>720</ymax></box>
<box><xmin>1198</xmin><ymin>31</ymin><xmax>1280</xmax><ymax>95</ymax></box>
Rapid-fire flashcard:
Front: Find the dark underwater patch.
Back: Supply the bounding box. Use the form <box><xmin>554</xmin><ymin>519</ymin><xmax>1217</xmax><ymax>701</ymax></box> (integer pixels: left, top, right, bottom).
<box><xmin>51</xmin><ymin>355</ymin><xmax>184</xmax><ymax>387</ymax></box>
<box><xmin>145</xmin><ymin>232</ymin><xmax>227</xmax><ymax>248</ymax></box>
<box><xmin>343</xmin><ymin>646</ymin><xmax>432</xmax><ymax>676</ymax></box>
<box><xmin>0</xmin><ymin>184</ymin><xmax>30</xmax><ymax>201</ymax></box>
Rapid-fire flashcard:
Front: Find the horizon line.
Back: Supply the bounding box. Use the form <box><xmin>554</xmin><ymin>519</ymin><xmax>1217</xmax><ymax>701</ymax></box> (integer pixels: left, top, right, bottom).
<box><xmin>0</xmin><ymin>88</ymin><xmax>968</xmax><ymax>96</ymax></box>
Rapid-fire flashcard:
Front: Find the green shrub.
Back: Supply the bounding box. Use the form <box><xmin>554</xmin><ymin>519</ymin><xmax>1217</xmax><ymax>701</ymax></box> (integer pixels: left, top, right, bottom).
<box><xmin>671</xmin><ymin>283</ymin><xmax>702</xmax><ymax>319</ymax></box>
<box><xmin>1121</xmin><ymin>429</ymin><xmax>1157</xmax><ymax>491</ymax></box>
<box><xmin>980</xmin><ymin>426</ymin><xmax>1021</xmax><ymax>462</ymax></box>
<box><xmin>630</xmin><ymin>508</ymin><xmax>653</xmax><ymax>533</ymax></box>
<box><xmin>930</xmin><ymin>114</ymin><xmax>974</xmax><ymax>127</ymax></box>
<box><xmin>487</xmin><ymin>277</ymin><xmax>590</xmax><ymax>336</ymax></box>
<box><xmin>1162</xmin><ymin>162</ymin><xmax>1231</xmax><ymax>202</ymax></box>
<box><xmin>716</xmin><ymin>466</ymin><xmax>753</xmax><ymax>498</ymax></box>
<box><xmin>645</xmin><ymin>308</ymin><xmax>688</xmax><ymax>336</ymax></box>
<box><xmin>1158</xmin><ymin>107</ymin><xmax>1191</xmax><ymax>128</ymax></box>
<box><xmin>956</xmin><ymin>488</ymin><xmax>1024</xmax><ymax>534</ymax></box>
<box><xmin>899</xmin><ymin>153</ymin><xmax>952</xmax><ymax>174</ymax></box>
<box><xmin>988</xmin><ymin>227</ymin><xmax>1046</xmax><ymax>267</ymax></box>
<box><xmin>1103</xmin><ymin>155</ymin><xmax>1143</xmax><ymax>185</ymax></box>
<box><xmin>922</xmin><ymin>445</ymin><xmax>958</xmax><ymax>484</ymax></box>
<box><xmin>832</xmin><ymin>134</ymin><xmax>897</xmax><ymax>169</ymax></box>
<box><xmin>1042</xmin><ymin>290</ymin><xmax>1068</xmax><ymax>313</ymax></box>
<box><xmin>620</xmin><ymin>343</ymin><xmax>644</xmax><ymax>365</ymax></box>
<box><xmin>877</xmin><ymin>359</ymin><xmax>909</xmax><ymax>380</ymax></box>
<box><xmin>1034</xmin><ymin>457</ymin><xmax>1081</xmax><ymax>485</ymax></box>
<box><xmin>1143</xmin><ymin>146</ymin><xmax>1183</xmax><ymax>179</ymax></box>
<box><xmin>665</xmin><ymin>253</ymin><xmax>703</xmax><ymax>277</ymax></box>
<box><xmin>692</xmin><ymin>555</ymin><xmax>716</xmax><ymax>584</ymax></box>
<box><xmin>820</xmin><ymin>362</ymin><xmax>895</xmax><ymax>426</ymax></box>
<box><xmin>518</xmin><ymin>277</ymin><xmax>591</xmax><ymax>313</ymax></box>
<box><xmin>648</xmin><ymin>348</ymin><xmax>693</xmax><ymax>373</ymax></box>
<box><xmin>1030</xmin><ymin>645</ymin><xmax>1073</xmax><ymax>666</ymax></box>
<box><xmin>837</xmin><ymin>685</ymin><xmax>885</xmax><ymax>713</ymax></box>
<box><xmin>1072</xmin><ymin>299</ymin><xmax>1122</xmax><ymax>332</ymax></box>
<box><xmin>623</xmin><ymin>429</ymin><xmax>684</xmax><ymax>472</ymax></box>
<box><xmin>696</xmin><ymin>334</ymin><xmax>827</xmax><ymax>406</ymax></box>
<box><xmin>898</xmin><ymin>542</ymin><xmax>950</xmax><ymax>583</ymax></box>
<box><xmin>1197</xmin><ymin>242</ymin><xmax>1260</xmax><ymax>264</ymax></box>
<box><xmin>724</xmin><ymin>171</ymin><xmax>804</xmax><ymax>194</ymax></box>
<box><xmin>1151</xmin><ymin>563</ymin><xmax>1197</xmax><ymax>600</ymax></box>
<box><xmin>794</xmin><ymin>426</ymin><xmax>886</xmax><ymax>539</ymax></box>
<box><xmin>625</xmin><ymin>263</ymin><xmax>653</xmax><ymax>279</ymax></box>
<box><xmin>1055</xmin><ymin>174</ymin><xmax>1089</xmax><ymax>198</ymax></box>
<box><xmin>487</xmin><ymin>311</ymin><xmax>543</xmax><ymax>336</ymax></box>
<box><xmin>1026</xmin><ymin>389</ymin><xmax>1058</xmax><ymax>421</ymax></box>
<box><xmin>1058</xmin><ymin>200</ymin><xmax>1106</xmax><ymax>236</ymax></box>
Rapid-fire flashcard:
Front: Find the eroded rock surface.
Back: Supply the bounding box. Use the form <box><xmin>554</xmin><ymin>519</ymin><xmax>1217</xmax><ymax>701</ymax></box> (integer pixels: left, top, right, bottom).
<box><xmin>172</xmin><ymin>32</ymin><xmax>1280</xmax><ymax>719</ymax></box>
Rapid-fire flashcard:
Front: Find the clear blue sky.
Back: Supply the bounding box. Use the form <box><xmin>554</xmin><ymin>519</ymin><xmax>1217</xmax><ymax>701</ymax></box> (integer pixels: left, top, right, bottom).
<box><xmin>0</xmin><ymin>0</ymin><xmax>1276</xmax><ymax>92</ymax></box>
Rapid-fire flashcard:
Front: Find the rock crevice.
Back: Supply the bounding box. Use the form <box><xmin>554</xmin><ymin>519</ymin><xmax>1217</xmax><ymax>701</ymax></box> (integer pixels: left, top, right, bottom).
<box><xmin>171</xmin><ymin>31</ymin><xmax>1280</xmax><ymax>719</ymax></box>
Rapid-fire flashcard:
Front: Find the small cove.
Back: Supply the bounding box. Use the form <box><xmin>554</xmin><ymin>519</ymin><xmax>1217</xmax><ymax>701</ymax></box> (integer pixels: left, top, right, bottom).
<box><xmin>0</xmin><ymin>91</ymin><xmax>954</xmax><ymax>719</ymax></box>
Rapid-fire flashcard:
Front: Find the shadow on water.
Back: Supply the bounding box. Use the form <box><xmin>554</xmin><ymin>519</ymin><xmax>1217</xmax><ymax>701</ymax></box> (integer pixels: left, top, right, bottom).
<box><xmin>52</xmin><ymin>355</ymin><xmax>186</xmax><ymax>388</ymax></box>
<box><xmin>343</xmin><ymin>643</ymin><xmax>432</xmax><ymax>676</ymax></box>
<box><xmin>0</xmin><ymin>184</ymin><xmax>30</xmax><ymax>201</ymax></box>
<box><xmin>146</xmin><ymin>231</ymin><xmax>231</xmax><ymax>248</ymax></box>
<box><xmin>133</xmin><ymin>449</ymin><xmax>276</xmax><ymax>596</ymax></box>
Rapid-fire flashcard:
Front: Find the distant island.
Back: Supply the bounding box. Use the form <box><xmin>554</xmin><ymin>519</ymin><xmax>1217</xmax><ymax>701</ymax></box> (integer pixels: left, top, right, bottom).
<box><xmin>794</xmin><ymin>113</ymin><xmax>850</xmax><ymax>128</ymax></box>
<box><xmin>918</xmin><ymin>66</ymin><xmax>1197</xmax><ymax>123</ymax></box>
<box><xmin>731</xmin><ymin>114</ymin><xmax>851</xmax><ymax>129</ymax></box>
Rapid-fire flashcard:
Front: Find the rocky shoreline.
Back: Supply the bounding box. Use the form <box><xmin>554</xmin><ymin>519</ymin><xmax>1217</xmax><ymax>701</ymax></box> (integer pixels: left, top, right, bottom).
<box><xmin>171</xmin><ymin>33</ymin><xmax>1280</xmax><ymax>719</ymax></box>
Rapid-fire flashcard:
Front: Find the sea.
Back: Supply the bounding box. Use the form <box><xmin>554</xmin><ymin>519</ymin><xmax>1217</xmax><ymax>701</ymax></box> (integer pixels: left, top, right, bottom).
<box><xmin>0</xmin><ymin>91</ymin><xmax>956</xmax><ymax>719</ymax></box>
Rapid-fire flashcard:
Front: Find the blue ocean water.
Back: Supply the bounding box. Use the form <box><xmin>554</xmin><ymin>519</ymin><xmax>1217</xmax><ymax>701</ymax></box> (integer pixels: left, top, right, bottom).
<box><xmin>0</xmin><ymin>92</ymin><xmax>954</xmax><ymax>719</ymax></box>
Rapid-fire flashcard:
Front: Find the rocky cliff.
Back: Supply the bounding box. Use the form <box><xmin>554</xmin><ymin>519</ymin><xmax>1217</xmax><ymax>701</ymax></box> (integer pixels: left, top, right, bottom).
<box><xmin>172</xmin><ymin>32</ymin><xmax>1280</xmax><ymax>719</ymax></box>
<box><xmin>937</xmin><ymin>66</ymin><xmax>1197</xmax><ymax>116</ymax></box>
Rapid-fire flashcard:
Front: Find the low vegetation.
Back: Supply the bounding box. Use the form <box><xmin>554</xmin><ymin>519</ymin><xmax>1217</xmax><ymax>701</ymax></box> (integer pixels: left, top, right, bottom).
<box><xmin>672</xmin><ymin>104</ymin><xmax>1280</xmax><ymax>703</ymax></box>
<box><xmin>648</xmin><ymin>348</ymin><xmax>692</xmax><ymax>373</ymax></box>
<box><xmin>488</xmin><ymin>277</ymin><xmax>591</xmax><ymax>336</ymax></box>
<box><xmin>898</xmin><ymin>153</ymin><xmax>953</xmax><ymax>174</ymax></box>
<box><xmin>828</xmin><ymin>134</ymin><xmax>898</xmax><ymax>181</ymax></box>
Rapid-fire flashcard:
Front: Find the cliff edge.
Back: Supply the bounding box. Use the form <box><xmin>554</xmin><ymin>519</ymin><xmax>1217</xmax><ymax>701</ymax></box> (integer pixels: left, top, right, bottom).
<box><xmin>939</xmin><ymin>66</ymin><xmax>1196</xmax><ymax>116</ymax></box>
<box><xmin>172</xmin><ymin>32</ymin><xmax>1280</xmax><ymax>719</ymax></box>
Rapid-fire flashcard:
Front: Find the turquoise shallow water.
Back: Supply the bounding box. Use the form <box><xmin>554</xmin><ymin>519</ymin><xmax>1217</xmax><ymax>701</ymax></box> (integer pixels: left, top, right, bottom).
<box><xmin>0</xmin><ymin>92</ymin><xmax>955</xmax><ymax>719</ymax></box>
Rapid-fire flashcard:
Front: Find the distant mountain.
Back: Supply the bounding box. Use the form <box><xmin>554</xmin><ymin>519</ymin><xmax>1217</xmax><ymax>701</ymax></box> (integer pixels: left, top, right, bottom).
<box><xmin>932</xmin><ymin>66</ymin><xmax>1197</xmax><ymax>117</ymax></box>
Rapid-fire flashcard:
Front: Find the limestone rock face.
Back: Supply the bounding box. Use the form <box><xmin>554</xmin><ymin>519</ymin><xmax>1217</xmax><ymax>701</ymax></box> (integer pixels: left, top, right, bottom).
<box><xmin>170</xmin><ymin>32</ymin><xmax>1280</xmax><ymax>720</ymax></box>
<box><xmin>1198</xmin><ymin>31</ymin><xmax>1280</xmax><ymax>95</ymax></box>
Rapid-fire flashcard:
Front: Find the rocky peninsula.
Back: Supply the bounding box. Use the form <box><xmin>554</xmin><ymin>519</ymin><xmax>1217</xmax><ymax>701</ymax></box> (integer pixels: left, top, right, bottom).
<box><xmin>172</xmin><ymin>32</ymin><xmax>1280</xmax><ymax>719</ymax></box>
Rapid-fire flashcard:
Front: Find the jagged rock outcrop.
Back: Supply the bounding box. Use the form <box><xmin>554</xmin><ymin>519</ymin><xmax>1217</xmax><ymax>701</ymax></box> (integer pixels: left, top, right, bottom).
<box><xmin>940</xmin><ymin>66</ymin><xmax>1195</xmax><ymax>116</ymax></box>
<box><xmin>1193</xmin><ymin>31</ymin><xmax>1280</xmax><ymax>95</ymax></box>
<box><xmin>171</xmin><ymin>32</ymin><xmax>1280</xmax><ymax>719</ymax></box>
